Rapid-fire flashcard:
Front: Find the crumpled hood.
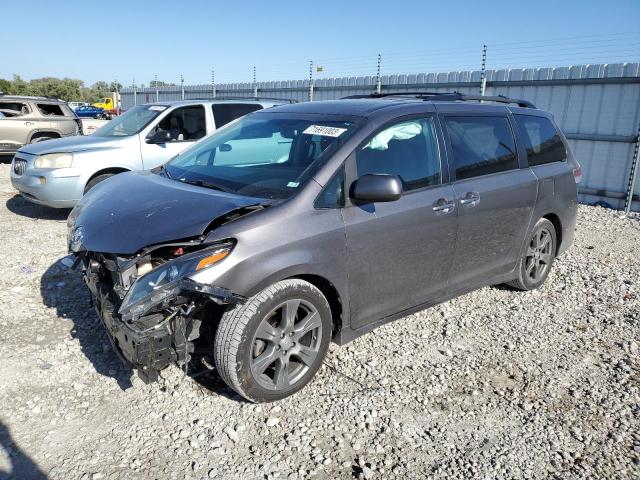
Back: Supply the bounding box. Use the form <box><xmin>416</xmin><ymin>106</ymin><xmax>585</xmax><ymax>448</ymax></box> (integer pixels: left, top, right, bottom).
<box><xmin>70</xmin><ymin>171</ymin><xmax>266</xmax><ymax>254</ymax></box>
<box><xmin>18</xmin><ymin>135</ymin><xmax>121</xmax><ymax>156</ymax></box>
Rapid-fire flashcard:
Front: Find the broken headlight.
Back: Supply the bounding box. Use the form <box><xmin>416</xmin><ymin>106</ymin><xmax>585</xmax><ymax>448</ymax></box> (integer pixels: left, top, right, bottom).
<box><xmin>119</xmin><ymin>243</ymin><xmax>233</xmax><ymax>318</ymax></box>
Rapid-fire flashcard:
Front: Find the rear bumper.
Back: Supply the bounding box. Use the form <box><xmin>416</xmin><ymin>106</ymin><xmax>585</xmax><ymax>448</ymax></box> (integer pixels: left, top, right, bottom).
<box><xmin>0</xmin><ymin>143</ymin><xmax>21</xmax><ymax>154</ymax></box>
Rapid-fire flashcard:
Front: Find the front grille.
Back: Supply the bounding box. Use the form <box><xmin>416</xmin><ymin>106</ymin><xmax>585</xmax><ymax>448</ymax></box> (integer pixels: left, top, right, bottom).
<box><xmin>13</xmin><ymin>158</ymin><xmax>26</xmax><ymax>175</ymax></box>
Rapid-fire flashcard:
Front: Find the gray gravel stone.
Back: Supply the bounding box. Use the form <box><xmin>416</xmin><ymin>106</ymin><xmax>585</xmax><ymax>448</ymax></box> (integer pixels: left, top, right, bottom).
<box><xmin>0</xmin><ymin>163</ymin><xmax>638</xmax><ymax>479</ymax></box>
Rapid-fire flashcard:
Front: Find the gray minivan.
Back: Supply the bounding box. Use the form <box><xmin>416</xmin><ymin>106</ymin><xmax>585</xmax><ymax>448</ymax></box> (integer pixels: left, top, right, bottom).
<box><xmin>67</xmin><ymin>93</ymin><xmax>580</xmax><ymax>402</ymax></box>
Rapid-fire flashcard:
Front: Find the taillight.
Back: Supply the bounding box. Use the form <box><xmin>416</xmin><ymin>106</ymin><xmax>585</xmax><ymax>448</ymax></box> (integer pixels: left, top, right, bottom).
<box><xmin>572</xmin><ymin>165</ymin><xmax>582</xmax><ymax>184</ymax></box>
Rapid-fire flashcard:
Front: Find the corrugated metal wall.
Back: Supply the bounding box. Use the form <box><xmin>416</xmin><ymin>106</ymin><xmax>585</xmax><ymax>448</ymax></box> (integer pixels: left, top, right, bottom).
<box><xmin>121</xmin><ymin>63</ymin><xmax>640</xmax><ymax>211</ymax></box>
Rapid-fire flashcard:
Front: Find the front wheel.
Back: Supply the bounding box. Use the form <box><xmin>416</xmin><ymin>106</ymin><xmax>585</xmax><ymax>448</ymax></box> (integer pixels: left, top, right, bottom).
<box><xmin>506</xmin><ymin>218</ymin><xmax>557</xmax><ymax>291</ymax></box>
<box><xmin>83</xmin><ymin>173</ymin><xmax>114</xmax><ymax>194</ymax></box>
<box><xmin>214</xmin><ymin>279</ymin><xmax>332</xmax><ymax>402</ymax></box>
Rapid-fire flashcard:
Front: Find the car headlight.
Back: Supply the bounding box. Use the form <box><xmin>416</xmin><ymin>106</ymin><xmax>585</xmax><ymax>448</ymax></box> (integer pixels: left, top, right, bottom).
<box><xmin>34</xmin><ymin>152</ymin><xmax>74</xmax><ymax>169</ymax></box>
<box><xmin>119</xmin><ymin>243</ymin><xmax>234</xmax><ymax>318</ymax></box>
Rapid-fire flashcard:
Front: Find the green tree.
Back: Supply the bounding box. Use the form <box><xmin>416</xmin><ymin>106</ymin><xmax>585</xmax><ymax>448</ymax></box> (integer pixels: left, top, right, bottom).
<box><xmin>0</xmin><ymin>78</ymin><xmax>12</xmax><ymax>93</ymax></box>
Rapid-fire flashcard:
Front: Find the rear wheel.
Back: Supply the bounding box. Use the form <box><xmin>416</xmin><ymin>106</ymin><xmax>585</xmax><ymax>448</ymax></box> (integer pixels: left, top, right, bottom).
<box><xmin>506</xmin><ymin>218</ymin><xmax>557</xmax><ymax>291</ymax></box>
<box><xmin>214</xmin><ymin>279</ymin><xmax>332</xmax><ymax>402</ymax></box>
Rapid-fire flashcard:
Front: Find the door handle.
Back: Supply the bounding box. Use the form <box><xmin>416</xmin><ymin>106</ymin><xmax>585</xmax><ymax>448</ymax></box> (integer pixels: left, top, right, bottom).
<box><xmin>24</xmin><ymin>121</ymin><xmax>34</xmax><ymax>126</ymax></box>
<box><xmin>460</xmin><ymin>191</ymin><xmax>480</xmax><ymax>207</ymax></box>
<box><xmin>432</xmin><ymin>198</ymin><xmax>455</xmax><ymax>214</ymax></box>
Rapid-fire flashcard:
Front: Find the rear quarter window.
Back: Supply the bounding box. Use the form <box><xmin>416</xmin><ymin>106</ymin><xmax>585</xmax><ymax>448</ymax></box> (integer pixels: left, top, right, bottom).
<box><xmin>37</xmin><ymin>104</ymin><xmax>65</xmax><ymax>116</ymax></box>
<box><xmin>514</xmin><ymin>114</ymin><xmax>567</xmax><ymax>166</ymax></box>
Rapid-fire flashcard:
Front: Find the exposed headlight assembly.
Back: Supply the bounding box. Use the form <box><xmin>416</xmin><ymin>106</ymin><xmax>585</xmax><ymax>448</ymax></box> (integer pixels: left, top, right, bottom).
<box><xmin>119</xmin><ymin>243</ymin><xmax>235</xmax><ymax>319</ymax></box>
<box><xmin>34</xmin><ymin>152</ymin><xmax>74</xmax><ymax>169</ymax></box>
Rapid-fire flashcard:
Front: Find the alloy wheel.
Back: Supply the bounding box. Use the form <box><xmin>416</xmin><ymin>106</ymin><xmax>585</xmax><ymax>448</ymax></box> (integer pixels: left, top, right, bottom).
<box><xmin>250</xmin><ymin>299</ymin><xmax>323</xmax><ymax>391</ymax></box>
<box><xmin>525</xmin><ymin>227</ymin><xmax>553</xmax><ymax>282</ymax></box>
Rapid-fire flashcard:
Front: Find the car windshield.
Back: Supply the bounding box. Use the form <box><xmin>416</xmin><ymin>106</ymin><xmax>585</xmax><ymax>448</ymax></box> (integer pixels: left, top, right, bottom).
<box><xmin>93</xmin><ymin>105</ymin><xmax>163</xmax><ymax>137</ymax></box>
<box><xmin>165</xmin><ymin>113</ymin><xmax>358</xmax><ymax>200</ymax></box>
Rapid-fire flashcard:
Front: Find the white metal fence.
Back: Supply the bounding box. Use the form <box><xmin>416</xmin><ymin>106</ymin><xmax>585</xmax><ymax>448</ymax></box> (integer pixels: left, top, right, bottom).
<box><xmin>121</xmin><ymin>63</ymin><xmax>640</xmax><ymax>211</ymax></box>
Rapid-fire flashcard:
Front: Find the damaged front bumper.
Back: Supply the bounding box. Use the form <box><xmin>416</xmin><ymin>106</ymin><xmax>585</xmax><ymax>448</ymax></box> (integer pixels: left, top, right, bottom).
<box><xmin>71</xmin><ymin>253</ymin><xmax>244</xmax><ymax>383</ymax></box>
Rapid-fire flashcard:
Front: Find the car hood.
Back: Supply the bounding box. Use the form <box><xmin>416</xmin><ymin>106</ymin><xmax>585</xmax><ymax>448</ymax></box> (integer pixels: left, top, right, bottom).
<box><xmin>18</xmin><ymin>134</ymin><xmax>123</xmax><ymax>155</ymax></box>
<box><xmin>70</xmin><ymin>171</ymin><xmax>268</xmax><ymax>254</ymax></box>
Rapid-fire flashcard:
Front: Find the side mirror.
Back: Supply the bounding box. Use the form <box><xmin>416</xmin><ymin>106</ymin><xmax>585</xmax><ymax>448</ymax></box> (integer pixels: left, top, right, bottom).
<box><xmin>349</xmin><ymin>174</ymin><xmax>403</xmax><ymax>203</ymax></box>
<box><xmin>146</xmin><ymin>129</ymin><xmax>171</xmax><ymax>144</ymax></box>
<box><xmin>219</xmin><ymin>143</ymin><xmax>232</xmax><ymax>152</ymax></box>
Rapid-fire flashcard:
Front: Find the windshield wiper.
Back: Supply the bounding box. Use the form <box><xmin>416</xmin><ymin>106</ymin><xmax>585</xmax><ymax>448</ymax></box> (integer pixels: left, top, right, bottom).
<box><xmin>179</xmin><ymin>178</ymin><xmax>231</xmax><ymax>193</ymax></box>
<box><xmin>159</xmin><ymin>164</ymin><xmax>172</xmax><ymax>179</ymax></box>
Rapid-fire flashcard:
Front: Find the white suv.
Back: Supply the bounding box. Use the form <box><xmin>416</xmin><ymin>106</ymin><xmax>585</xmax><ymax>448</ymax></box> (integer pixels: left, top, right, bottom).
<box><xmin>10</xmin><ymin>98</ymin><xmax>290</xmax><ymax>208</ymax></box>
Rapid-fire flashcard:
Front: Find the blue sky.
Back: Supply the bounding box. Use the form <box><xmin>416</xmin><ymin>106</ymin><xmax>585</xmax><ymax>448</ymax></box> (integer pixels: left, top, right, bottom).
<box><xmin>1</xmin><ymin>0</ymin><xmax>639</xmax><ymax>86</ymax></box>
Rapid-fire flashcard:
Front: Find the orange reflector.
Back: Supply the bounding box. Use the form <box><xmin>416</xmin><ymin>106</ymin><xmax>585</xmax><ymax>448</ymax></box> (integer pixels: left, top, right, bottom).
<box><xmin>196</xmin><ymin>250</ymin><xmax>229</xmax><ymax>270</ymax></box>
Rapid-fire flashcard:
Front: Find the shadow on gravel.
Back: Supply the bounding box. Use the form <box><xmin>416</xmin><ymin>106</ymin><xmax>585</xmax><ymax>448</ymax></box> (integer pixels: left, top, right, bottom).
<box><xmin>6</xmin><ymin>195</ymin><xmax>71</xmax><ymax>221</ymax></box>
<box><xmin>0</xmin><ymin>154</ymin><xmax>14</xmax><ymax>164</ymax></box>
<box><xmin>40</xmin><ymin>258</ymin><xmax>134</xmax><ymax>390</ymax></box>
<box><xmin>186</xmin><ymin>367</ymin><xmax>250</xmax><ymax>403</ymax></box>
<box><xmin>0</xmin><ymin>421</ymin><xmax>47</xmax><ymax>480</ymax></box>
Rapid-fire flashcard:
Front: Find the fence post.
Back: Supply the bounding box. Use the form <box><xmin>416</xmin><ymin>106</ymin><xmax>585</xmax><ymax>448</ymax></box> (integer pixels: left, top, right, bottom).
<box><xmin>253</xmin><ymin>66</ymin><xmax>258</xmax><ymax>97</ymax></box>
<box><xmin>133</xmin><ymin>78</ymin><xmax>137</xmax><ymax>106</ymax></box>
<box><xmin>114</xmin><ymin>79</ymin><xmax>120</xmax><ymax>115</ymax></box>
<box><xmin>212</xmin><ymin>69</ymin><xmax>216</xmax><ymax>98</ymax></box>
<box><xmin>155</xmin><ymin>74</ymin><xmax>159</xmax><ymax>102</ymax></box>
<box><xmin>623</xmin><ymin>123</ymin><xmax>640</xmax><ymax>214</ymax></box>
<box><xmin>309</xmin><ymin>61</ymin><xmax>314</xmax><ymax>101</ymax></box>
<box><xmin>375</xmin><ymin>53</ymin><xmax>382</xmax><ymax>95</ymax></box>
<box><xmin>180</xmin><ymin>74</ymin><xmax>185</xmax><ymax>100</ymax></box>
<box><xmin>480</xmin><ymin>44</ymin><xmax>487</xmax><ymax>96</ymax></box>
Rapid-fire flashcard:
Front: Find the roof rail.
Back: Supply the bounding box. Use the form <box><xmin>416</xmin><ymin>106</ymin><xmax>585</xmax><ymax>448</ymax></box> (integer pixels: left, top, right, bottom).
<box><xmin>342</xmin><ymin>91</ymin><xmax>536</xmax><ymax>109</ymax></box>
<box><xmin>191</xmin><ymin>96</ymin><xmax>297</xmax><ymax>104</ymax></box>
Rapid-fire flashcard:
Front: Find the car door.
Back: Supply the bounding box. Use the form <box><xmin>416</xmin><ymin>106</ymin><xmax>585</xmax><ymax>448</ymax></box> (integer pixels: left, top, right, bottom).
<box><xmin>0</xmin><ymin>100</ymin><xmax>32</xmax><ymax>147</ymax></box>
<box><xmin>343</xmin><ymin>115</ymin><xmax>458</xmax><ymax>330</ymax></box>
<box><xmin>441</xmin><ymin>112</ymin><xmax>538</xmax><ymax>292</ymax></box>
<box><xmin>140</xmin><ymin>105</ymin><xmax>206</xmax><ymax>169</ymax></box>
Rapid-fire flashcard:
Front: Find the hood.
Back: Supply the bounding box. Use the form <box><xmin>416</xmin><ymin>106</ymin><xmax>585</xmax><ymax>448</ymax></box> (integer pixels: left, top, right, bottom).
<box><xmin>70</xmin><ymin>171</ymin><xmax>267</xmax><ymax>254</ymax></box>
<box><xmin>18</xmin><ymin>134</ymin><xmax>122</xmax><ymax>156</ymax></box>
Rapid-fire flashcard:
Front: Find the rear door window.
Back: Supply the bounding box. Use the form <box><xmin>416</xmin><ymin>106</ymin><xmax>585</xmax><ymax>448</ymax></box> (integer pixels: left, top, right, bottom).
<box><xmin>514</xmin><ymin>114</ymin><xmax>567</xmax><ymax>166</ymax></box>
<box><xmin>355</xmin><ymin>117</ymin><xmax>441</xmax><ymax>191</ymax></box>
<box><xmin>444</xmin><ymin>116</ymin><xmax>518</xmax><ymax>180</ymax></box>
<box><xmin>212</xmin><ymin>103</ymin><xmax>263</xmax><ymax>128</ymax></box>
<box><xmin>0</xmin><ymin>102</ymin><xmax>30</xmax><ymax>117</ymax></box>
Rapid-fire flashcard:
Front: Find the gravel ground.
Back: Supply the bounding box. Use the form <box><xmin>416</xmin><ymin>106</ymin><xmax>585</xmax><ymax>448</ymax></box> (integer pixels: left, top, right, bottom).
<box><xmin>0</xmin><ymin>162</ymin><xmax>638</xmax><ymax>479</ymax></box>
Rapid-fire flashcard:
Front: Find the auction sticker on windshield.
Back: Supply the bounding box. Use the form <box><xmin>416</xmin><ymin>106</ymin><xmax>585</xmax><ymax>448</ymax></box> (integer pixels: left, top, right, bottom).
<box><xmin>303</xmin><ymin>125</ymin><xmax>347</xmax><ymax>137</ymax></box>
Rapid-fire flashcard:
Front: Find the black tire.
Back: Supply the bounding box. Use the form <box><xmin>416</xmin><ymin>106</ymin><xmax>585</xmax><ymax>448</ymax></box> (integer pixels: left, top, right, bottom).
<box><xmin>84</xmin><ymin>173</ymin><xmax>114</xmax><ymax>194</ymax></box>
<box><xmin>214</xmin><ymin>279</ymin><xmax>332</xmax><ymax>402</ymax></box>
<box><xmin>506</xmin><ymin>218</ymin><xmax>557</xmax><ymax>291</ymax></box>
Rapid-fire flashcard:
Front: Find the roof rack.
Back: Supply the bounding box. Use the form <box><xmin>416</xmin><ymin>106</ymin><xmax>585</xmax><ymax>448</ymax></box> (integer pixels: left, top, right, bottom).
<box><xmin>191</xmin><ymin>96</ymin><xmax>297</xmax><ymax>104</ymax></box>
<box><xmin>342</xmin><ymin>91</ymin><xmax>536</xmax><ymax>109</ymax></box>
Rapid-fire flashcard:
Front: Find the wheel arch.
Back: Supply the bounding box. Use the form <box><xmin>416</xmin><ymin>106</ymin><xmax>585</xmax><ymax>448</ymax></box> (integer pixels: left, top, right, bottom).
<box><xmin>85</xmin><ymin>167</ymin><xmax>131</xmax><ymax>187</ymax></box>
<box><xmin>28</xmin><ymin>130</ymin><xmax>62</xmax><ymax>143</ymax></box>
<box><xmin>287</xmin><ymin>274</ymin><xmax>343</xmax><ymax>340</ymax></box>
<box><xmin>541</xmin><ymin>212</ymin><xmax>562</xmax><ymax>255</ymax></box>
<box><xmin>237</xmin><ymin>265</ymin><xmax>346</xmax><ymax>341</ymax></box>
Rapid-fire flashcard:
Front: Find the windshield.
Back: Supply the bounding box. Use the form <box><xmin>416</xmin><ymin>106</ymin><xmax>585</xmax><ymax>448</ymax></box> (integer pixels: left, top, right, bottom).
<box><xmin>93</xmin><ymin>105</ymin><xmax>163</xmax><ymax>137</ymax></box>
<box><xmin>165</xmin><ymin>114</ymin><xmax>358</xmax><ymax>200</ymax></box>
